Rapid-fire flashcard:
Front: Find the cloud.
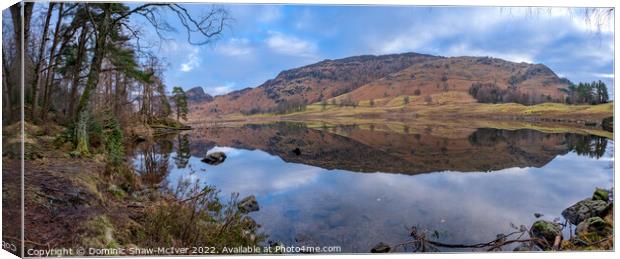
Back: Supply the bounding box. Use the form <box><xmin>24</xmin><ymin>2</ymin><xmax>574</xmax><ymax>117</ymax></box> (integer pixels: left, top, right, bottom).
<box><xmin>216</xmin><ymin>38</ymin><xmax>253</xmax><ymax>56</ymax></box>
<box><xmin>447</xmin><ymin>42</ymin><xmax>535</xmax><ymax>63</ymax></box>
<box><xmin>257</xmin><ymin>6</ymin><xmax>283</xmax><ymax>23</ymax></box>
<box><xmin>204</xmin><ymin>84</ymin><xmax>235</xmax><ymax>96</ymax></box>
<box><xmin>180</xmin><ymin>47</ymin><xmax>200</xmax><ymax>72</ymax></box>
<box><xmin>265</xmin><ymin>31</ymin><xmax>318</xmax><ymax>57</ymax></box>
<box><xmin>591</xmin><ymin>73</ymin><xmax>614</xmax><ymax>79</ymax></box>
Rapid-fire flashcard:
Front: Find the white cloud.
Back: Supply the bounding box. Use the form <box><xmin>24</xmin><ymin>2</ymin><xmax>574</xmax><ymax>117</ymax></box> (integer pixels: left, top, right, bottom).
<box><xmin>265</xmin><ymin>31</ymin><xmax>318</xmax><ymax>57</ymax></box>
<box><xmin>180</xmin><ymin>47</ymin><xmax>200</xmax><ymax>72</ymax></box>
<box><xmin>216</xmin><ymin>38</ymin><xmax>253</xmax><ymax>56</ymax></box>
<box><xmin>257</xmin><ymin>6</ymin><xmax>282</xmax><ymax>23</ymax></box>
<box><xmin>447</xmin><ymin>42</ymin><xmax>535</xmax><ymax>63</ymax></box>
<box><xmin>591</xmin><ymin>73</ymin><xmax>614</xmax><ymax>79</ymax></box>
<box><xmin>204</xmin><ymin>84</ymin><xmax>235</xmax><ymax>96</ymax></box>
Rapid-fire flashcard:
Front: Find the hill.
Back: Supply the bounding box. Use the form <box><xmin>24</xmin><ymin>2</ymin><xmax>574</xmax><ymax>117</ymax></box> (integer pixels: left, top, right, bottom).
<box><xmin>189</xmin><ymin>53</ymin><xmax>439</xmax><ymax>118</ymax></box>
<box><xmin>188</xmin><ymin>52</ymin><xmax>587</xmax><ymax>121</ymax></box>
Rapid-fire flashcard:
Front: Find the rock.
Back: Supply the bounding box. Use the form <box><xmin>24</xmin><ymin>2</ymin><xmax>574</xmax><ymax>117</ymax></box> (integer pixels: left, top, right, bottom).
<box><xmin>238</xmin><ymin>195</ymin><xmax>259</xmax><ymax>213</ymax></box>
<box><xmin>562</xmin><ymin>199</ymin><xmax>610</xmax><ymax>225</ymax></box>
<box><xmin>201</xmin><ymin>151</ymin><xmax>226</xmax><ymax>165</ymax></box>
<box><xmin>530</xmin><ymin>220</ymin><xmax>562</xmax><ymax>249</ymax></box>
<box><xmin>370</xmin><ymin>242</ymin><xmax>391</xmax><ymax>253</ymax></box>
<box><xmin>575</xmin><ymin>217</ymin><xmax>612</xmax><ymax>237</ymax></box>
<box><xmin>602</xmin><ymin>116</ymin><xmax>613</xmax><ymax>132</ymax></box>
<box><xmin>292</xmin><ymin>148</ymin><xmax>301</xmax><ymax>156</ymax></box>
<box><xmin>592</xmin><ymin>188</ymin><xmax>610</xmax><ymax>202</ymax></box>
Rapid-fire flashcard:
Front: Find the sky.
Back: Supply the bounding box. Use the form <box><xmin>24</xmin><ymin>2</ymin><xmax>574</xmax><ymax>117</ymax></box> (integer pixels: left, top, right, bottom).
<box><xmin>130</xmin><ymin>5</ymin><xmax>614</xmax><ymax>97</ymax></box>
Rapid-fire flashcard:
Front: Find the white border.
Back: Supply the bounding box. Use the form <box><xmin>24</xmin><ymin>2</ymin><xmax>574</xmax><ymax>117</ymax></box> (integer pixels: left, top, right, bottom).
<box><xmin>0</xmin><ymin>1</ymin><xmax>617</xmax><ymax>259</ymax></box>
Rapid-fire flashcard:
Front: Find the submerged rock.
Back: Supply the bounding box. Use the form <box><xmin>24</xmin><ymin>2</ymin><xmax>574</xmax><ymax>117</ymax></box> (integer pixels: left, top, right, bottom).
<box><xmin>562</xmin><ymin>199</ymin><xmax>609</xmax><ymax>225</ymax></box>
<box><xmin>370</xmin><ymin>242</ymin><xmax>391</xmax><ymax>253</ymax></box>
<box><xmin>238</xmin><ymin>195</ymin><xmax>259</xmax><ymax>213</ymax></box>
<box><xmin>575</xmin><ymin>217</ymin><xmax>612</xmax><ymax>237</ymax></box>
<box><xmin>530</xmin><ymin>220</ymin><xmax>562</xmax><ymax>249</ymax></box>
<box><xmin>592</xmin><ymin>188</ymin><xmax>610</xmax><ymax>202</ymax></box>
<box><xmin>201</xmin><ymin>151</ymin><xmax>226</xmax><ymax>165</ymax></box>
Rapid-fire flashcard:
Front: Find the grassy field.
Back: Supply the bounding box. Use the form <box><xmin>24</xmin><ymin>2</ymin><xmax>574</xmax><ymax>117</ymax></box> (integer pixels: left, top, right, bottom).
<box><xmin>190</xmin><ymin>91</ymin><xmax>613</xmax><ymax>138</ymax></box>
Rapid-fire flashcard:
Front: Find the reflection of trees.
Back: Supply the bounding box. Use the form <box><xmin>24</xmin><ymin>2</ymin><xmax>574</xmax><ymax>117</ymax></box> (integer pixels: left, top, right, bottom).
<box><xmin>568</xmin><ymin>134</ymin><xmax>608</xmax><ymax>159</ymax></box>
<box><xmin>468</xmin><ymin>128</ymin><xmax>608</xmax><ymax>159</ymax></box>
<box><xmin>174</xmin><ymin>134</ymin><xmax>191</xmax><ymax>169</ymax></box>
<box><xmin>136</xmin><ymin>138</ymin><xmax>173</xmax><ymax>186</ymax></box>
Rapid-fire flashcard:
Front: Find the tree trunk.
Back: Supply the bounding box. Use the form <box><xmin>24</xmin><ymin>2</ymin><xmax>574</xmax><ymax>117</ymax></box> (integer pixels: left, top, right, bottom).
<box><xmin>8</xmin><ymin>2</ymin><xmax>33</xmax><ymax>123</ymax></box>
<box><xmin>2</xmin><ymin>49</ymin><xmax>14</xmax><ymax>123</ymax></box>
<box><xmin>30</xmin><ymin>3</ymin><xmax>55</xmax><ymax>121</ymax></box>
<box><xmin>40</xmin><ymin>3</ymin><xmax>64</xmax><ymax>121</ymax></box>
<box><xmin>74</xmin><ymin>4</ymin><xmax>112</xmax><ymax>155</ymax></box>
<box><xmin>75</xmin><ymin>4</ymin><xmax>112</xmax><ymax>118</ymax></box>
<box><xmin>67</xmin><ymin>24</ymin><xmax>89</xmax><ymax>120</ymax></box>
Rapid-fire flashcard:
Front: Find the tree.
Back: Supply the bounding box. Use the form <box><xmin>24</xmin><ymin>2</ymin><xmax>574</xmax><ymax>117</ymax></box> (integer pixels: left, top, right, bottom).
<box><xmin>171</xmin><ymin>86</ymin><xmax>189</xmax><ymax>121</ymax></box>
<box><xmin>594</xmin><ymin>80</ymin><xmax>609</xmax><ymax>104</ymax></box>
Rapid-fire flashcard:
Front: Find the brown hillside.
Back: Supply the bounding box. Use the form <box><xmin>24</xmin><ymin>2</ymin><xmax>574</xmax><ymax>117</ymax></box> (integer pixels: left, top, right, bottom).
<box><xmin>334</xmin><ymin>56</ymin><xmax>571</xmax><ymax>105</ymax></box>
<box><xmin>189</xmin><ymin>53</ymin><xmax>440</xmax><ymax>119</ymax></box>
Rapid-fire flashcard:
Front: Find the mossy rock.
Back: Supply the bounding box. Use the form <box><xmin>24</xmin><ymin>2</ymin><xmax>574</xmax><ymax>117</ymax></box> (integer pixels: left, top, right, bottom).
<box><xmin>592</xmin><ymin>188</ymin><xmax>610</xmax><ymax>202</ymax></box>
<box><xmin>562</xmin><ymin>199</ymin><xmax>610</xmax><ymax>225</ymax></box>
<box><xmin>576</xmin><ymin>217</ymin><xmax>612</xmax><ymax>238</ymax></box>
<box><xmin>530</xmin><ymin>220</ymin><xmax>562</xmax><ymax>249</ymax></box>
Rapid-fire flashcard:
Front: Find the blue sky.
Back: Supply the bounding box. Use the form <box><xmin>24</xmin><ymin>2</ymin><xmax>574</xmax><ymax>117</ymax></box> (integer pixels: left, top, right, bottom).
<box><xmin>130</xmin><ymin>5</ymin><xmax>614</xmax><ymax>97</ymax></box>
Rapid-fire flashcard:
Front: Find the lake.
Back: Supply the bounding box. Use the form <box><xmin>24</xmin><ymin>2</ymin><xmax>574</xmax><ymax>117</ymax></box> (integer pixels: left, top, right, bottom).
<box><xmin>130</xmin><ymin>122</ymin><xmax>613</xmax><ymax>252</ymax></box>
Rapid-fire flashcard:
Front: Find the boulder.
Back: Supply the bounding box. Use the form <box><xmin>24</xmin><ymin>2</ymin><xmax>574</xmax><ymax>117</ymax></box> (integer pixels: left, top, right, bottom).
<box><xmin>201</xmin><ymin>151</ymin><xmax>226</xmax><ymax>165</ymax></box>
<box><xmin>575</xmin><ymin>217</ymin><xmax>612</xmax><ymax>237</ymax></box>
<box><xmin>530</xmin><ymin>220</ymin><xmax>562</xmax><ymax>249</ymax></box>
<box><xmin>238</xmin><ymin>195</ymin><xmax>259</xmax><ymax>213</ymax></box>
<box><xmin>592</xmin><ymin>188</ymin><xmax>610</xmax><ymax>202</ymax></box>
<box><xmin>562</xmin><ymin>199</ymin><xmax>610</xmax><ymax>225</ymax></box>
<box><xmin>370</xmin><ymin>242</ymin><xmax>391</xmax><ymax>253</ymax></box>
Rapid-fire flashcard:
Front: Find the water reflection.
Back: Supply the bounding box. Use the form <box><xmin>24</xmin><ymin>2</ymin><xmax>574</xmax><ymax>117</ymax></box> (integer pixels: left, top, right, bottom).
<box><xmin>130</xmin><ymin>123</ymin><xmax>613</xmax><ymax>252</ymax></box>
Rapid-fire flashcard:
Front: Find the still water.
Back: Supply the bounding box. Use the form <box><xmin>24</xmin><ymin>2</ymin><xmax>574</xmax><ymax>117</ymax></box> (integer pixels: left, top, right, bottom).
<box><xmin>131</xmin><ymin>122</ymin><xmax>613</xmax><ymax>252</ymax></box>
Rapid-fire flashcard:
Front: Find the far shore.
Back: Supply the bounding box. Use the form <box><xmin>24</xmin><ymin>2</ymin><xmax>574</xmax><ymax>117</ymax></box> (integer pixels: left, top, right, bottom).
<box><xmin>188</xmin><ymin>100</ymin><xmax>614</xmax><ymax>139</ymax></box>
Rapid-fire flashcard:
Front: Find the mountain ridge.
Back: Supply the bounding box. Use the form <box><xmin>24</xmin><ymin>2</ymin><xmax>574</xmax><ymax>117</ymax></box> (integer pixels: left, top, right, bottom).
<box><xmin>189</xmin><ymin>52</ymin><xmax>573</xmax><ymax>119</ymax></box>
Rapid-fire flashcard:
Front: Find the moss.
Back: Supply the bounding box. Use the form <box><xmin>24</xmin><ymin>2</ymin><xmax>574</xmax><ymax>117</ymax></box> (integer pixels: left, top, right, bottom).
<box><xmin>81</xmin><ymin>215</ymin><xmax>119</xmax><ymax>249</ymax></box>
<box><xmin>592</xmin><ymin>188</ymin><xmax>610</xmax><ymax>202</ymax></box>
<box><xmin>107</xmin><ymin>184</ymin><xmax>126</xmax><ymax>200</ymax></box>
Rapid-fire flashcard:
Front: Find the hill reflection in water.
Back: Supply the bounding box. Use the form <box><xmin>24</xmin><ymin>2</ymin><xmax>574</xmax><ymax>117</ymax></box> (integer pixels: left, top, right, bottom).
<box><xmin>130</xmin><ymin>122</ymin><xmax>612</xmax><ymax>252</ymax></box>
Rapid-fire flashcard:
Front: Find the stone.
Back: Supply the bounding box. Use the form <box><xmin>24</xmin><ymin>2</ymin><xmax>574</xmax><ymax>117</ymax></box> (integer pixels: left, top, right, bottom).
<box><xmin>562</xmin><ymin>199</ymin><xmax>610</xmax><ymax>225</ymax></box>
<box><xmin>370</xmin><ymin>242</ymin><xmax>391</xmax><ymax>253</ymax></box>
<box><xmin>201</xmin><ymin>151</ymin><xmax>227</xmax><ymax>165</ymax></box>
<box><xmin>592</xmin><ymin>188</ymin><xmax>610</xmax><ymax>202</ymax></box>
<box><xmin>575</xmin><ymin>217</ymin><xmax>612</xmax><ymax>237</ymax></box>
<box><xmin>530</xmin><ymin>220</ymin><xmax>562</xmax><ymax>249</ymax></box>
<box><xmin>238</xmin><ymin>195</ymin><xmax>259</xmax><ymax>213</ymax></box>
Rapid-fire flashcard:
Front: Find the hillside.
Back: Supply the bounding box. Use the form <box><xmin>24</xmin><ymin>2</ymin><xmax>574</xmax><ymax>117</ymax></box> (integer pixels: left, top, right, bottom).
<box><xmin>332</xmin><ymin>56</ymin><xmax>570</xmax><ymax>105</ymax></box>
<box><xmin>189</xmin><ymin>53</ymin><xmax>440</xmax><ymax>118</ymax></box>
<box><xmin>185</xmin><ymin>86</ymin><xmax>213</xmax><ymax>102</ymax></box>
<box><xmin>188</xmin><ymin>53</ymin><xmax>578</xmax><ymax>121</ymax></box>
